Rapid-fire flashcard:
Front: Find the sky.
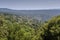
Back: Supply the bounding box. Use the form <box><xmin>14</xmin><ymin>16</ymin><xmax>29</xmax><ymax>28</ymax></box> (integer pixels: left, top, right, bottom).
<box><xmin>0</xmin><ymin>0</ymin><xmax>60</xmax><ymax>10</ymax></box>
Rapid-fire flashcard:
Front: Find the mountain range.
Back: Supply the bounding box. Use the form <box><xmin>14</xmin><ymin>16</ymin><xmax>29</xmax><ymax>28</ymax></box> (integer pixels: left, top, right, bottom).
<box><xmin>0</xmin><ymin>8</ymin><xmax>60</xmax><ymax>21</ymax></box>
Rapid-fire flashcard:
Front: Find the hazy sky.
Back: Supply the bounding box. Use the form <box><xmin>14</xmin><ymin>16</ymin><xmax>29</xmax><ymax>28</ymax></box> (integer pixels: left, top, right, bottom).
<box><xmin>0</xmin><ymin>0</ymin><xmax>60</xmax><ymax>10</ymax></box>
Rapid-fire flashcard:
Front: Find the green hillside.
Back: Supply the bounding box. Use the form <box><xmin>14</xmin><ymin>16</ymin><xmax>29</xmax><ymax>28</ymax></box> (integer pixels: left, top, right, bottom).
<box><xmin>0</xmin><ymin>13</ymin><xmax>60</xmax><ymax>40</ymax></box>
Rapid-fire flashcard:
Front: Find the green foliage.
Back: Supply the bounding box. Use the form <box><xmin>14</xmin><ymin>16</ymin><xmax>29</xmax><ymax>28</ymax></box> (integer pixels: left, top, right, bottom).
<box><xmin>40</xmin><ymin>16</ymin><xmax>60</xmax><ymax>40</ymax></box>
<box><xmin>0</xmin><ymin>13</ymin><xmax>35</xmax><ymax>40</ymax></box>
<box><xmin>0</xmin><ymin>13</ymin><xmax>60</xmax><ymax>40</ymax></box>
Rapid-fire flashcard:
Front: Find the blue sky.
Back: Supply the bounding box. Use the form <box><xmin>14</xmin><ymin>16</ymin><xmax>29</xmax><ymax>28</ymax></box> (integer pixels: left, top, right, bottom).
<box><xmin>0</xmin><ymin>0</ymin><xmax>60</xmax><ymax>10</ymax></box>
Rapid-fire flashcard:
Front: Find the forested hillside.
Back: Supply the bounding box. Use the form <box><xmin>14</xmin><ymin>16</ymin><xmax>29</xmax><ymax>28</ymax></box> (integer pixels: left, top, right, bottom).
<box><xmin>0</xmin><ymin>13</ymin><xmax>60</xmax><ymax>40</ymax></box>
<box><xmin>0</xmin><ymin>8</ymin><xmax>60</xmax><ymax>21</ymax></box>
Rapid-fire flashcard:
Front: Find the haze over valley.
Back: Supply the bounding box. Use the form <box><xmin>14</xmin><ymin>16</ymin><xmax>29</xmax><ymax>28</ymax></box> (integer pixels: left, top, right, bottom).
<box><xmin>0</xmin><ymin>8</ymin><xmax>60</xmax><ymax>21</ymax></box>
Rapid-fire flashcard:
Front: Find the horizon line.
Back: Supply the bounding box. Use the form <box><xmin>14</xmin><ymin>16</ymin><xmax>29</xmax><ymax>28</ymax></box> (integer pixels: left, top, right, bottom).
<box><xmin>0</xmin><ymin>8</ymin><xmax>60</xmax><ymax>10</ymax></box>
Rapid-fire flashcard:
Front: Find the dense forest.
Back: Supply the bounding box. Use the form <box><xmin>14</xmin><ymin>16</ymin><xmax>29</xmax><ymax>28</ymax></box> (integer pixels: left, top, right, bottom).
<box><xmin>0</xmin><ymin>13</ymin><xmax>60</xmax><ymax>40</ymax></box>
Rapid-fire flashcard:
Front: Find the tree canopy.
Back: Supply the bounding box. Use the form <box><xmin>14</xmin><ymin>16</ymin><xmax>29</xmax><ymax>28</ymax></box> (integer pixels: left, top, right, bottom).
<box><xmin>0</xmin><ymin>13</ymin><xmax>60</xmax><ymax>40</ymax></box>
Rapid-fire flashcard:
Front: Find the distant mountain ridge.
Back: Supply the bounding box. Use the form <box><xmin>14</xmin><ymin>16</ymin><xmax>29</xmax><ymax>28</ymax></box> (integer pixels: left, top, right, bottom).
<box><xmin>0</xmin><ymin>8</ymin><xmax>60</xmax><ymax>21</ymax></box>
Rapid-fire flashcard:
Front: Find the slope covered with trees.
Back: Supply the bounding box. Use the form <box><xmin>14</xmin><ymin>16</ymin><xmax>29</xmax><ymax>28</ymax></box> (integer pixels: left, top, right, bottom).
<box><xmin>0</xmin><ymin>13</ymin><xmax>60</xmax><ymax>40</ymax></box>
